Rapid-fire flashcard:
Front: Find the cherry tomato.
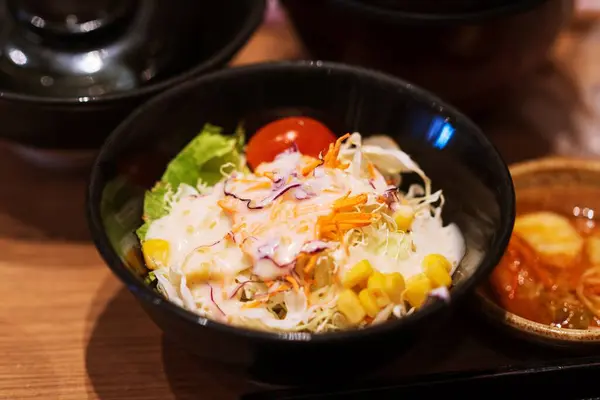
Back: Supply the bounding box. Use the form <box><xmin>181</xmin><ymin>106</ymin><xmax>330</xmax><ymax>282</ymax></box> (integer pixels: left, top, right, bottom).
<box><xmin>246</xmin><ymin>117</ymin><xmax>337</xmax><ymax>170</ymax></box>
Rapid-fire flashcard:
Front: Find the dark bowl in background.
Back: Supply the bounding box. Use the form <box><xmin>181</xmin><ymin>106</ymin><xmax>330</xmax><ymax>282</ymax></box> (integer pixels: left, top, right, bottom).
<box><xmin>87</xmin><ymin>61</ymin><xmax>515</xmax><ymax>385</ymax></box>
<box><xmin>281</xmin><ymin>0</ymin><xmax>573</xmax><ymax>112</ymax></box>
<box><xmin>0</xmin><ymin>0</ymin><xmax>265</xmax><ymax>150</ymax></box>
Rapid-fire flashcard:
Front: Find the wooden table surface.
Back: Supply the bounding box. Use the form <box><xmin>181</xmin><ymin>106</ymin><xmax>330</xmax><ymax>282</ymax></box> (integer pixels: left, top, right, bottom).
<box><xmin>2</xmin><ymin>2</ymin><xmax>600</xmax><ymax>399</ymax></box>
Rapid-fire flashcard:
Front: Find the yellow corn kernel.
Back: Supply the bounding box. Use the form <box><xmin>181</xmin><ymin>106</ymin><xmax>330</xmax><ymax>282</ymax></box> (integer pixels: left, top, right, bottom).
<box><xmin>359</xmin><ymin>288</ymin><xmax>381</xmax><ymax>317</ymax></box>
<box><xmin>367</xmin><ymin>272</ymin><xmax>391</xmax><ymax>307</ymax></box>
<box><xmin>393</xmin><ymin>205</ymin><xmax>414</xmax><ymax>232</ymax></box>
<box><xmin>422</xmin><ymin>254</ymin><xmax>452</xmax><ymax>288</ymax></box>
<box><xmin>422</xmin><ymin>253</ymin><xmax>452</xmax><ymax>272</ymax></box>
<box><xmin>337</xmin><ymin>289</ymin><xmax>366</xmax><ymax>325</ymax></box>
<box><xmin>342</xmin><ymin>259</ymin><xmax>374</xmax><ymax>289</ymax></box>
<box><xmin>383</xmin><ymin>272</ymin><xmax>405</xmax><ymax>303</ymax></box>
<box><xmin>404</xmin><ymin>274</ymin><xmax>432</xmax><ymax>308</ymax></box>
<box><xmin>142</xmin><ymin>239</ymin><xmax>170</xmax><ymax>270</ymax></box>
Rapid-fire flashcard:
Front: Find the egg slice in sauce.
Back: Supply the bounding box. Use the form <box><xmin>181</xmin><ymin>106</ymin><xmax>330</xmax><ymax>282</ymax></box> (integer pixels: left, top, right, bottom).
<box><xmin>490</xmin><ymin>198</ymin><xmax>600</xmax><ymax>329</ymax></box>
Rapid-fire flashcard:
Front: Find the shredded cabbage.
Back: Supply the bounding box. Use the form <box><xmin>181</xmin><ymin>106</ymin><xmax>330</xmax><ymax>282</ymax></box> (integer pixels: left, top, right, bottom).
<box><xmin>139</xmin><ymin>129</ymin><xmax>466</xmax><ymax>333</ymax></box>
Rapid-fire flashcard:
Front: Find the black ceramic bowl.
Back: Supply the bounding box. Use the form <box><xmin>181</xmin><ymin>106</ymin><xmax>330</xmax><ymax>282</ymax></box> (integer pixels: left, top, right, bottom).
<box><xmin>87</xmin><ymin>61</ymin><xmax>515</xmax><ymax>385</ymax></box>
<box><xmin>281</xmin><ymin>0</ymin><xmax>573</xmax><ymax>112</ymax></box>
<box><xmin>0</xmin><ymin>0</ymin><xmax>265</xmax><ymax>149</ymax></box>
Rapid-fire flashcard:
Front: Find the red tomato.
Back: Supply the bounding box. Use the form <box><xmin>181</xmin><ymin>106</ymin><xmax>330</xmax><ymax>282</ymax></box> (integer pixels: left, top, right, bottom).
<box><xmin>246</xmin><ymin>117</ymin><xmax>337</xmax><ymax>170</ymax></box>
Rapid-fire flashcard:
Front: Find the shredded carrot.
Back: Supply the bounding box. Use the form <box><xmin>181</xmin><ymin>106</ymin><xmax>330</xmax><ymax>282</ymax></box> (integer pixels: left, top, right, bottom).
<box><xmin>317</xmin><ymin>209</ymin><xmax>374</xmax><ymax>241</ymax></box>
<box><xmin>333</xmin><ymin>273</ymin><xmax>341</xmax><ymax>286</ymax></box>
<box><xmin>296</xmin><ymin>204</ymin><xmax>327</xmax><ymax>215</ymax></box>
<box><xmin>332</xmin><ymin>211</ymin><xmax>372</xmax><ymax>219</ymax></box>
<box><xmin>333</xmin><ymin>193</ymin><xmax>368</xmax><ymax>211</ymax></box>
<box><xmin>304</xmin><ymin>284</ymin><xmax>311</xmax><ymax>300</ymax></box>
<box><xmin>302</xmin><ymin>159</ymin><xmax>323</xmax><ymax>176</ymax></box>
<box><xmin>268</xmin><ymin>197</ymin><xmax>285</xmax><ymax>221</ymax></box>
<box><xmin>336</xmin><ymin>220</ymin><xmax>343</xmax><ymax>243</ymax></box>
<box><xmin>232</xmin><ymin>223</ymin><xmax>247</xmax><ymax>234</ymax></box>
<box><xmin>304</xmin><ymin>255</ymin><xmax>318</xmax><ymax>274</ymax></box>
<box><xmin>248</xmin><ymin>181</ymin><xmax>273</xmax><ymax>190</ymax></box>
<box><xmin>263</xmin><ymin>171</ymin><xmax>276</xmax><ymax>181</ymax></box>
<box><xmin>320</xmin><ymin>232</ymin><xmax>339</xmax><ymax>241</ymax></box>
<box><xmin>234</xmin><ymin>178</ymin><xmax>261</xmax><ymax>183</ymax></box>
<box><xmin>250</xmin><ymin>224</ymin><xmax>270</xmax><ymax>238</ymax></box>
<box><xmin>217</xmin><ymin>199</ymin><xmax>237</xmax><ymax>214</ymax></box>
<box><xmin>265</xmin><ymin>280</ymin><xmax>274</xmax><ymax>288</ymax></box>
<box><xmin>321</xmin><ymin>221</ymin><xmax>373</xmax><ymax>230</ymax></box>
<box><xmin>367</xmin><ymin>162</ymin><xmax>377</xmax><ymax>179</ymax></box>
<box><xmin>297</xmin><ymin>225</ymin><xmax>310</xmax><ymax>233</ymax></box>
<box><xmin>322</xmin><ymin>143</ymin><xmax>334</xmax><ymax>165</ymax></box>
<box><xmin>239</xmin><ymin>245</ymin><xmax>256</xmax><ymax>260</ymax></box>
<box><xmin>286</xmin><ymin>276</ymin><xmax>300</xmax><ymax>292</ymax></box>
<box><xmin>269</xmin><ymin>284</ymin><xmax>290</xmax><ymax>296</ymax></box>
<box><xmin>323</xmin><ymin>133</ymin><xmax>351</xmax><ymax>169</ymax></box>
<box><xmin>241</xmin><ymin>301</ymin><xmax>262</xmax><ymax>309</ymax></box>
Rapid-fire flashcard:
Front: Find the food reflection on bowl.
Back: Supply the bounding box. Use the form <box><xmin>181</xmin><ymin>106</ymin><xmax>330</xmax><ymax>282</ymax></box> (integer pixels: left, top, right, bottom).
<box><xmin>87</xmin><ymin>61</ymin><xmax>514</xmax><ymax>384</ymax></box>
<box><xmin>281</xmin><ymin>0</ymin><xmax>573</xmax><ymax>112</ymax></box>
<box><xmin>477</xmin><ymin>157</ymin><xmax>600</xmax><ymax>346</ymax></box>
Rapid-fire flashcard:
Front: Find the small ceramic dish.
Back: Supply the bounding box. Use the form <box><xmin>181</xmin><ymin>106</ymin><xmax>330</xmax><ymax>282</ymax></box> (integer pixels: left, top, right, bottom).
<box><xmin>476</xmin><ymin>157</ymin><xmax>600</xmax><ymax>348</ymax></box>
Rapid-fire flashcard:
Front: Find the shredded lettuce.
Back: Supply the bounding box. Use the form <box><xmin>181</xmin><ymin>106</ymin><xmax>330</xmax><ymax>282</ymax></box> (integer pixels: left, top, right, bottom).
<box><xmin>136</xmin><ymin>124</ymin><xmax>245</xmax><ymax>240</ymax></box>
<box><xmin>144</xmin><ymin>271</ymin><xmax>157</xmax><ymax>286</ymax></box>
<box><xmin>369</xmin><ymin>231</ymin><xmax>411</xmax><ymax>261</ymax></box>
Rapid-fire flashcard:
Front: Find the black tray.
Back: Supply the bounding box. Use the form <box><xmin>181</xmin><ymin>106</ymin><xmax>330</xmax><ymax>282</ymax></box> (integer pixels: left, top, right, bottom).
<box><xmin>242</xmin><ymin>357</ymin><xmax>600</xmax><ymax>399</ymax></box>
<box><xmin>241</xmin><ymin>301</ymin><xmax>600</xmax><ymax>400</ymax></box>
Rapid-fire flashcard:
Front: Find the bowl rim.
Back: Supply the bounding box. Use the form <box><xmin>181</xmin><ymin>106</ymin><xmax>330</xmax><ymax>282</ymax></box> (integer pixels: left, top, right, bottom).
<box><xmin>0</xmin><ymin>0</ymin><xmax>266</xmax><ymax>106</ymax></box>
<box><xmin>325</xmin><ymin>0</ymin><xmax>551</xmax><ymax>25</ymax></box>
<box><xmin>87</xmin><ymin>59</ymin><xmax>515</xmax><ymax>343</ymax></box>
<box><xmin>476</xmin><ymin>156</ymin><xmax>600</xmax><ymax>343</ymax></box>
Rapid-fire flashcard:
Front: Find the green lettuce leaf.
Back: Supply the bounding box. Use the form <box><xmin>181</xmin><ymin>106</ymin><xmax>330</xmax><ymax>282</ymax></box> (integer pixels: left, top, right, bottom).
<box><xmin>161</xmin><ymin>123</ymin><xmax>244</xmax><ymax>187</ymax></box>
<box><xmin>136</xmin><ymin>182</ymin><xmax>172</xmax><ymax>240</ymax></box>
<box><xmin>136</xmin><ymin>123</ymin><xmax>245</xmax><ymax>241</ymax></box>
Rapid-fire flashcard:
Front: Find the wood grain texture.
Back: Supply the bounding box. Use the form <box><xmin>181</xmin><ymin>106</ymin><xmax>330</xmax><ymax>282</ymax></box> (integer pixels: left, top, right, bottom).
<box><xmin>1</xmin><ymin>3</ymin><xmax>599</xmax><ymax>399</ymax></box>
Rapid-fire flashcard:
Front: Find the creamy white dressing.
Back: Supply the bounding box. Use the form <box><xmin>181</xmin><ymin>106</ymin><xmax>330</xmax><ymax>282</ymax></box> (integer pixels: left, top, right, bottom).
<box><xmin>146</xmin><ymin>186</ymin><xmax>232</xmax><ymax>269</ymax></box>
<box><xmin>143</xmin><ymin>132</ymin><xmax>466</xmax><ymax>332</ymax></box>
<box><xmin>225</xmin><ymin>153</ymin><xmax>391</xmax><ymax>280</ymax></box>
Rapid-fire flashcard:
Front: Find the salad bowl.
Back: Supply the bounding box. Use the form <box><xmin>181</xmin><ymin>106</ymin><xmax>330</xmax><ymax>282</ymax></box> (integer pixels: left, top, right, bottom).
<box><xmin>87</xmin><ymin>61</ymin><xmax>515</xmax><ymax>384</ymax></box>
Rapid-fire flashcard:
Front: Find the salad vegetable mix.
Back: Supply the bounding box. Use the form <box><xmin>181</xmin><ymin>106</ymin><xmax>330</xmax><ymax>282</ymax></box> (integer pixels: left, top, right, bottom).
<box><xmin>137</xmin><ymin>117</ymin><xmax>465</xmax><ymax>333</ymax></box>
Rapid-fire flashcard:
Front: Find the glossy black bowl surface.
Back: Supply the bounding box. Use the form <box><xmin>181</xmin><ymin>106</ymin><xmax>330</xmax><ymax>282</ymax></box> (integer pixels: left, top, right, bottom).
<box><xmin>0</xmin><ymin>0</ymin><xmax>265</xmax><ymax>149</ymax></box>
<box><xmin>282</xmin><ymin>0</ymin><xmax>572</xmax><ymax>112</ymax></box>
<box><xmin>87</xmin><ymin>61</ymin><xmax>515</xmax><ymax>385</ymax></box>
<box><xmin>330</xmin><ymin>0</ymin><xmax>550</xmax><ymax>22</ymax></box>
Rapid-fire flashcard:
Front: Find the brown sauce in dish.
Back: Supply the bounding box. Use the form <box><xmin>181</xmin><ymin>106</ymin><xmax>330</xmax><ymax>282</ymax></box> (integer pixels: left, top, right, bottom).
<box><xmin>490</xmin><ymin>187</ymin><xmax>600</xmax><ymax>330</ymax></box>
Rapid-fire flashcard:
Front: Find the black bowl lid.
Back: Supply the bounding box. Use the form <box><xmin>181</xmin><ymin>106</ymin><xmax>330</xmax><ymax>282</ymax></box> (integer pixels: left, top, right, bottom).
<box><xmin>0</xmin><ymin>0</ymin><xmax>266</xmax><ymax>104</ymax></box>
